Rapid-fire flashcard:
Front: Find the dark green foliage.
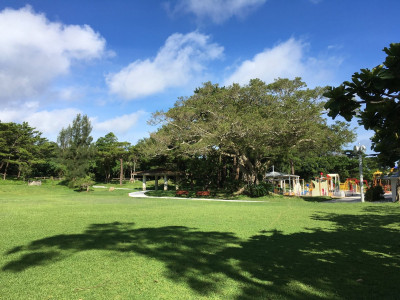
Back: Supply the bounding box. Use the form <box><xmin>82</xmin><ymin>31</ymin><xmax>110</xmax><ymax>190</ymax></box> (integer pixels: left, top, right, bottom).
<box><xmin>324</xmin><ymin>43</ymin><xmax>400</xmax><ymax>201</ymax></box>
<box><xmin>324</xmin><ymin>43</ymin><xmax>400</xmax><ymax>166</ymax></box>
<box><xmin>0</xmin><ymin>121</ymin><xmax>51</xmax><ymax>180</ymax></box>
<box><xmin>57</xmin><ymin>114</ymin><xmax>94</xmax><ymax>185</ymax></box>
<box><xmin>94</xmin><ymin>132</ymin><xmax>118</xmax><ymax>182</ymax></box>
<box><xmin>365</xmin><ymin>185</ymin><xmax>384</xmax><ymax>202</ymax></box>
<box><xmin>146</xmin><ymin>78</ymin><xmax>354</xmax><ymax>191</ymax></box>
<box><xmin>67</xmin><ymin>174</ymin><xmax>95</xmax><ymax>192</ymax></box>
<box><xmin>94</xmin><ymin>132</ymin><xmax>130</xmax><ymax>183</ymax></box>
<box><xmin>246</xmin><ymin>182</ymin><xmax>273</xmax><ymax>197</ymax></box>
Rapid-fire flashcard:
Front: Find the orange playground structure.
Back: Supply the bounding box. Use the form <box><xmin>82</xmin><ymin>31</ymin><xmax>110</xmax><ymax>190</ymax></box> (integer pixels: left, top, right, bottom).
<box><xmin>372</xmin><ymin>171</ymin><xmax>392</xmax><ymax>193</ymax></box>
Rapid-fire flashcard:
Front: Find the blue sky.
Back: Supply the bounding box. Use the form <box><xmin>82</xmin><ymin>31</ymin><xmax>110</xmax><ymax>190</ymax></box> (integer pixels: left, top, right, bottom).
<box><xmin>0</xmin><ymin>0</ymin><xmax>398</xmax><ymax>152</ymax></box>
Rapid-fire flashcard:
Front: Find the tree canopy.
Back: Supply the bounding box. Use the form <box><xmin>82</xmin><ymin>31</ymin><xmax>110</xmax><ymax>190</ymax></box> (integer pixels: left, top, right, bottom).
<box><xmin>57</xmin><ymin>114</ymin><xmax>94</xmax><ymax>186</ymax></box>
<box><xmin>147</xmin><ymin>78</ymin><xmax>355</xmax><ymax>190</ymax></box>
<box><xmin>324</xmin><ymin>43</ymin><xmax>400</xmax><ymax>166</ymax></box>
<box><xmin>0</xmin><ymin>121</ymin><xmax>50</xmax><ymax>180</ymax></box>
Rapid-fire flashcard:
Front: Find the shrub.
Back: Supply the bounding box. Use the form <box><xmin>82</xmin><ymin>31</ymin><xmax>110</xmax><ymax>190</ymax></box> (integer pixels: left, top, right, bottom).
<box><xmin>365</xmin><ymin>185</ymin><xmax>384</xmax><ymax>202</ymax></box>
<box><xmin>246</xmin><ymin>182</ymin><xmax>273</xmax><ymax>198</ymax></box>
<box><xmin>68</xmin><ymin>175</ymin><xmax>95</xmax><ymax>192</ymax></box>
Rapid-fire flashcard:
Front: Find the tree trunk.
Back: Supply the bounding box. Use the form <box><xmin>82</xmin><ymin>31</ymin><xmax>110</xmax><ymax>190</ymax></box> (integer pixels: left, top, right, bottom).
<box><xmin>290</xmin><ymin>160</ymin><xmax>295</xmax><ymax>175</ymax></box>
<box><xmin>3</xmin><ymin>161</ymin><xmax>9</xmax><ymax>180</ymax></box>
<box><xmin>17</xmin><ymin>160</ymin><xmax>22</xmax><ymax>179</ymax></box>
<box><xmin>218</xmin><ymin>154</ymin><xmax>222</xmax><ymax>188</ymax></box>
<box><xmin>234</xmin><ymin>156</ymin><xmax>240</xmax><ymax>180</ymax></box>
<box><xmin>131</xmin><ymin>161</ymin><xmax>136</xmax><ymax>182</ymax></box>
<box><xmin>234</xmin><ymin>186</ymin><xmax>246</xmax><ymax>195</ymax></box>
<box><xmin>238</xmin><ymin>154</ymin><xmax>259</xmax><ymax>185</ymax></box>
<box><xmin>105</xmin><ymin>171</ymin><xmax>109</xmax><ymax>183</ymax></box>
<box><xmin>130</xmin><ymin>170</ymin><xmax>135</xmax><ymax>182</ymax></box>
<box><xmin>119</xmin><ymin>158</ymin><xmax>123</xmax><ymax>186</ymax></box>
<box><xmin>396</xmin><ymin>178</ymin><xmax>400</xmax><ymax>202</ymax></box>
<box><xmin>222</xmin><ymin>163</ymin><xmax>227</xmax><ymax>186</ymax></box>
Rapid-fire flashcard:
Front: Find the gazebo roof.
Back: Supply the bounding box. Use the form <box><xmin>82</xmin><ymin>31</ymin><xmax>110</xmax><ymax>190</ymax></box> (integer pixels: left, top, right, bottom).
<box><xmin>265</xmin><ymin>171</ymin><xmax>299</xmax><ymax>179</ymax></box>
<box><xmin>132</xmin><ymin>168</ymin><xmax>183</xmax><ymax>176</ymax></box>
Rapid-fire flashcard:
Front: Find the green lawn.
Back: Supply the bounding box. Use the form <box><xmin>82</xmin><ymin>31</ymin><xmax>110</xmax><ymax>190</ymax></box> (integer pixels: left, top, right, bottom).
<box><xmin>1</xmin><ymin>180</ymin><xmax>400</xmax><ymax>299</ymax></box>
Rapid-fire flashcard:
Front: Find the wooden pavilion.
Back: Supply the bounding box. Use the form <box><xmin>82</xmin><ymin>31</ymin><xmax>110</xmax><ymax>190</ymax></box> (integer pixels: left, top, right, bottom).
<box><xmin>131</xmin><ymin>169</ymin><xmax>183</xmax><ymax>191</ymax></box>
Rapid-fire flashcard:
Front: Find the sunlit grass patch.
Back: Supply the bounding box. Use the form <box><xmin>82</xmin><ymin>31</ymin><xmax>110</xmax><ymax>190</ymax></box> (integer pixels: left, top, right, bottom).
<box><xmin>1</xmin><ymin>180</ymin><xmax>400</xmax><ymax>299</ymax></box>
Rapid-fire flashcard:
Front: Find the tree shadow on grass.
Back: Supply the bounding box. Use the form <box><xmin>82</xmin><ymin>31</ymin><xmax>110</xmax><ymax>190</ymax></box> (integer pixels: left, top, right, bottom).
<box><xmin>301</xmin><ymin>196</ymin><xmax>332</xmax><ymax>202</ymax></box>
<box><xmin>3</xmin><ymin>207</ymin><xmax>400</xmax><ymax>299</ymax></box>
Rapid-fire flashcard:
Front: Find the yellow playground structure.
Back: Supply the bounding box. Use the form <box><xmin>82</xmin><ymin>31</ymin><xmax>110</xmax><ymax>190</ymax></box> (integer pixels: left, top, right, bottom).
<box><xmin>339</xmin><ymin>178</ymin><xmax>369</xmax><ymax>195</ymax></box>
<box><xmin>311</xmin><ymin>173</ymin><xmax>343</xmax><ymax>197</ymax></box>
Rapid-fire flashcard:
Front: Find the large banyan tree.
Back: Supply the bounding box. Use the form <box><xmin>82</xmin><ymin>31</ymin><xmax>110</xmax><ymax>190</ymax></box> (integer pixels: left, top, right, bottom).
<box><xmin>146</xmin><ymin>78</ymin><xmax>354</xmax><ymax>190</ymax></box>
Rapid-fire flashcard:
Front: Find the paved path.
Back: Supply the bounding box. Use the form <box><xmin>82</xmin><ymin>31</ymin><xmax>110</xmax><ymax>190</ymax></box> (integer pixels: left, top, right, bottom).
<box><xmin>93</xmin><ymin>186</ymin><xmax>131</xmax><ymax>190</ymax></box>
<box><xmin>128</xmin><ymin>191</ymin><xmax>394</xmax><ymax>203</ymax></box>
<box><xmin>325</xmin><ymin>193</ymin><xmax>393</xmax><ymax>203</ymax></box>
<box><xmin>128</xmin><ymin>191</ymin><xmax>265</xmax><ymax>203</ymax></box>
<box><xmin>324</xmin><ymin>196</ymin><xmax>363</xmax><ymax>203</ymax></box>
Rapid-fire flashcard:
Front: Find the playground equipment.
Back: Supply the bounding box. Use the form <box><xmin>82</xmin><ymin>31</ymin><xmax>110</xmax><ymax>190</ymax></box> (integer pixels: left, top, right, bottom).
<box><xmin>265</xmin><ymin>169</ymin><xmax>346</xmax><ymax>197</ymax></box>
<box><xmin>311</xmin><ymin>173</ymin><xmax>343</xmax><ymax>197</ymax></box>
<box><xmin>372</xmin><ymin>170</ymin><xmax>392</xmax><ymax>193</ymax></box>
<box><xmin>340</xmin><ymin>178</ymin><xmax>369</xmax><ymax>196</ymax></box>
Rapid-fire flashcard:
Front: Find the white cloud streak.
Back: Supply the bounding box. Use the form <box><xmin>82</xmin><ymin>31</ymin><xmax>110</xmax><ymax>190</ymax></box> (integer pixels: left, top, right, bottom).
<box><xmin>0</xmin><ymin>105</ymin><xmax>82</xmax><ymax>140</ymax></box>
<box><xmin>92</xmin><ymin>111</ymin><xmax>146</xmax><ymax>135</ymax></box>
<box><xmin>0</xmin><ymin>6</ymin><xmax>107</xmax><ymax>104</ymax></box>
<box><xmin>224</xmin><ymin>38</ymin><xmax>343</xmax><ymax>87</ymax></box>
<box><xmin>0</xmin><ymin>105</ymin><xmax>146</xmax><ymax>143</ymax></box>
<box><xmin>168</xmin><ymin>0</ymin><xmax>266</xmax><ymax>23</ymax></box>
<box><xmin>107</xmin><ymin>32</ymin><xmax>224</xmax><ymax>100</ymax></box>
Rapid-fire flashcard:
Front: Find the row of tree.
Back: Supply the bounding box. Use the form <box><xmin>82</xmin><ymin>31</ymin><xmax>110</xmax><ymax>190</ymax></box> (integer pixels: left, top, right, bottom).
<box><xmin>0</xmin><ymin>115</ymin><xmax>139</xmax><ymax>189</ymax></box>
<box><xmin>0</xmin><ymin>122</ymin><xmax>56</xmax><ymax>180</ymax></box>
<box><xmin>0</xmin><ymin>113</ymin><xmax>384</xmax><ymax>187</ymax></box>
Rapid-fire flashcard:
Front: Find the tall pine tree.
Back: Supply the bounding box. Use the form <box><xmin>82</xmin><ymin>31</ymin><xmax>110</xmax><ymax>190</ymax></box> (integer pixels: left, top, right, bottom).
<box><xmin>58</xmin><ymin>114</ymin><xmax>94</xmax><ymax>189</ymax></box>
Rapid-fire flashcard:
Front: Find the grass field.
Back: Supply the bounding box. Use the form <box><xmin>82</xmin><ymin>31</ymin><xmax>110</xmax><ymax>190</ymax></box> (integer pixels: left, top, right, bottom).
<box><xmin>1</xmin><ymin>180</ymin><xmax>400</xmax><ymax>299</ymax></box>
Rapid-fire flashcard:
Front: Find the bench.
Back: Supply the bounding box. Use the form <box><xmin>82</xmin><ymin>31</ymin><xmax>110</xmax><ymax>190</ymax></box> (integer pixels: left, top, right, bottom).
<box><xmin>196</xmin><ymin>191</ymin><xmax>210</xmax><ymax>197</ymax></box>
<box><xmin>176</xmin><ymin>190</ymin><xmax>189</xmax><ymax>196</ymax></box>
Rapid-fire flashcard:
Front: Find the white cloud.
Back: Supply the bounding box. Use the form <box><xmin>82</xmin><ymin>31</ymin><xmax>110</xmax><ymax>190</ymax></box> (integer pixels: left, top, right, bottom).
<box><xmin>0</xmin><ymin>106</ymin><xmax>146</xmax><ymax>143</ymax></box>
<box><xmin>107</xmin><ymin>32</ymin><xmax>223</xmax><ymax>100</ymax></box>
<box><xmin>91</xmin><ymin>111</ymin><xmax>149</xmax><ymax>144</ymax></box>
<box><xmin>224</xmin><ymin>38</ymin><xmax>343</xmax><ymax>87</ymax></box>
<box><xmin>168</xmin><ymin>0</ymin><xmax>266</xmax><ymax>24</ymax></box>
<box><xmin>0</xmin><ymin>106</ymin><xmax>82</xmax><ymax>141</ymax></box>
<box><xmin>26</xmin><ymin>109</ymin><xmax>82</xmax><ymax>135</ymax></box>
<box><xmin>0</xmin><ymin>6</ymin><xmax>107</xmax><ymax>104</ymax></box>
<box><xmin>92</xmin><ymin>111</ymin><xmax>146</xmax><ymax>134</ymax></box>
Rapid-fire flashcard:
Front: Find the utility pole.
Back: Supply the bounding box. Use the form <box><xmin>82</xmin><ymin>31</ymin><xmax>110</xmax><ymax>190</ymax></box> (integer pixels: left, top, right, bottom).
<box><xmin>354</xmin><ymin>144</ymin><xmax>366</xmax><ymax>202</ymax></box>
